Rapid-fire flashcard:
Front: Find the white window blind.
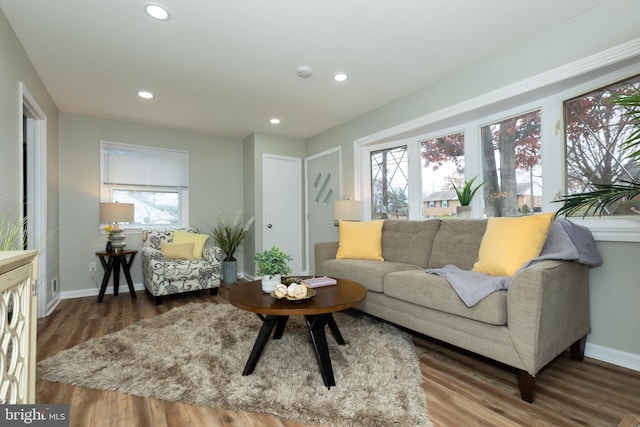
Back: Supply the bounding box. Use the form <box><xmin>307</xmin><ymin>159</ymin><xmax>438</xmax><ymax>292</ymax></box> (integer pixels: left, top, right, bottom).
<box><xmin>102</xmin><ymin>142</ymin><xmax>188</xmax><ymax>188</ymax></box>
<box><xmin>100</xmin><ymin>141</ymin><xmax>189</xmax><ymax>227</ymax></box>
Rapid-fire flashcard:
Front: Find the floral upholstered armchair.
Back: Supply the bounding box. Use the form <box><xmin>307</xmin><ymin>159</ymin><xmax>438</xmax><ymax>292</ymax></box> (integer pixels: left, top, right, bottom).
<box><xmin>141</xmin><ymin>227</ymin><xmax>222</xmax><ymax>304</ymax></box>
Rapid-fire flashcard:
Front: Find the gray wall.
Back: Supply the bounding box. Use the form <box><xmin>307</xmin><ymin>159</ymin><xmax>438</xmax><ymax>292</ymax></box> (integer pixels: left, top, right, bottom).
<box><xmin>0</xmin><ymin>9</ymin><xmax>60</xmax><ymax>308</ymax></box>
<box><xmin>58</xmin><ymin>112</ymin><xmax>243</xmax><ymax>294</ymax></box>
<box><xmin>306</xmin><ymin>0</ymin><xmax>640</xmax><ymax>362</ymax></box>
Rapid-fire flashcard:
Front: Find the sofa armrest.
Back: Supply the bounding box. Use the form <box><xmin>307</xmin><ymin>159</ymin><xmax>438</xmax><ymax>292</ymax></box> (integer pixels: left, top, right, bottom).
<box><xmin>314</xmin><ymin>241</ymin><xmax>339</xmax><ymax>275</ymax></box>
<box><xmin>507</xmin><ymin>259</ymin><xmax>590</xmax><ymax>375</ymax></box>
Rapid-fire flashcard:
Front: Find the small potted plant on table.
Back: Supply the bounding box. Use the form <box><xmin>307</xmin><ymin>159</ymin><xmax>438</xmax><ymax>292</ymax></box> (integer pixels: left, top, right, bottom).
<box><xmin>451</xmin><ymin>176</ymin><xmax>483</xmax><ymax>218</ymax></box>
<box><xmin>253</xmin><ymin>246</ymin><xmax>293</xmax><ymax>293</ymax></box>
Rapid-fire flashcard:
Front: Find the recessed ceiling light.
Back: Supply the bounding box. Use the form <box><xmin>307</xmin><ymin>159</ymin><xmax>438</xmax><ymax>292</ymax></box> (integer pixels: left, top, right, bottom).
<box><xmin>270</xmin><ymin>118</ymin><xmax>281</xmax><ymax>125</ymax></box>
<box><xmin>333</xmin><ymin>73</ymin><xmax>349</xmax><ymax>82</ymax></box>
<box><xmin>144</xmin><ymin>3</ymin><xmax>170</xmax><ymax>21</ymax></box>
<box><xmin>138</xmin><ymin>91</ymin><xmax>154</xmax><ymax>99</ymax></box>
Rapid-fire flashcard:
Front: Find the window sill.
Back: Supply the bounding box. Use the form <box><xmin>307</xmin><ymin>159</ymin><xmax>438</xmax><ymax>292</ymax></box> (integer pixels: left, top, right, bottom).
<box><xmin>569</xmin><ymin>217</ymin><xmax>640</xmax><ymax>242</ymax></box>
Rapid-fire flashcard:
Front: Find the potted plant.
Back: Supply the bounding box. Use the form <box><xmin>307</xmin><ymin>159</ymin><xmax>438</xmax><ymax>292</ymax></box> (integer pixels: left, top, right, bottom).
<box><xmin>451</xmin><ymin>175</ymin><xmax>483</xmax><ymax>218</ymax></box>
<box><xmin>253</xmin><ymin>246</ymin><xmax>293</xmax><ymax>293</ymax></box>
<box><xmin>212</xmin><ymin>211</ymin><xmax>255</xmax><ymax>284</ymax></box>
<box><xmin>0</xmin><ymin>209</ymin><xmax>26</xmax><ymax>250</ymax></box>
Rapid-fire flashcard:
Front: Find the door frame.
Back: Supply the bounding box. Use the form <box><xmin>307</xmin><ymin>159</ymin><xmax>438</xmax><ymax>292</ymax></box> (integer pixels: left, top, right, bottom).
<box><xmin>19</xmin><ymin>82</ymin><xmax>49</xmax><ymax>318</ymax></box>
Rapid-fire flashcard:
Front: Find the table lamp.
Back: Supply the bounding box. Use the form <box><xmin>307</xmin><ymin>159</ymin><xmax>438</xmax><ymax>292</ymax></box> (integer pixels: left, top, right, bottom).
<box><xmin>333</xmin><ymin>199</ymin><xmax>362</xmax><ymax>226</ymax></box>
<box><xmin>100</xmin><ymin>202</ymin><xmax>134</xmax><ymax>252</ymax></box>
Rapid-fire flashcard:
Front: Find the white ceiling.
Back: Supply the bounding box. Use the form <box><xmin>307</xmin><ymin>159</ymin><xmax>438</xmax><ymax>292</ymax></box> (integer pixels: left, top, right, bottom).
<box><xmin>1</xmin><ymin>0</ymin><xmax>608</xmax><ymax>140</ymax></box>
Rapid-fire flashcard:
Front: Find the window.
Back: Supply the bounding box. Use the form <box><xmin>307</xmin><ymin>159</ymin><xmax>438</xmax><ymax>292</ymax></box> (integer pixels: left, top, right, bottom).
<box><xmin>480</xmin><ymin>110</ymin><xmax>541</xmax><ymax>217</ymax></box>
<box><xmin>356</xmin><ymin>46</ymin><xmax>640</xmax><ymax>241</ymax></box>
<box><xmin>370</xmin><ymin>145</ymin><xmax>408</xmax><ymax>219</ymax></box>
<box><xmin>421</xmin><ymin>132</ymin><xmax>464</xmax><ymax>218</ymax></box>
<box><xmin>564</xmin><ymin>74</ymin><xmax>640</xmax><ymax>216</ymax></box>
<box><xmin>100</xmin><ymin>141</ymin><xmax>189</xmax><ymax>227</ymax></box>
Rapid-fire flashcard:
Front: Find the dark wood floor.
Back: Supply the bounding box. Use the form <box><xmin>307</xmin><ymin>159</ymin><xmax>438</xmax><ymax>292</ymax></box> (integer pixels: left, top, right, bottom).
<box><xmin>36</xmin><ymin>286</ymin><xmax>640</xmax><ymax>427</ymax></box>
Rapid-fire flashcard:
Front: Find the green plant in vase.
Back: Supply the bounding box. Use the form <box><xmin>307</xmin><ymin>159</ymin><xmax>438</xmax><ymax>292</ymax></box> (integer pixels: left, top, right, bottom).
<box><xmin>212</xmin><ymin>211</ymin><xmax>254</xmax><ymax>284</ymax></box>
<box><xmin>451</xmin><ymin>176</ymin><xmax>483</xmax><ymax>218</ymax></box>
<box><xmin>253</xmin><ymin>246</ymin><xmax>293</xmax><ymax>293</ymax></box>
<box><xmin>451</xmin><ymin>175</ymin><xmax>483</xmax><ymax>206</ymax></box>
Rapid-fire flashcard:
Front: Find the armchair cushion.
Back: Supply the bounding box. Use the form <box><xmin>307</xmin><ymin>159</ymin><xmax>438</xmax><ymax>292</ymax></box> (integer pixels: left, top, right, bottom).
<box><xmin>173</xmin><ymin>230</ymin><xmax>209</xmax><ymax>258</ymax></box>
<box><xmin>160</xmin><ymin>242</ymin><xmax>194</xmax><ymax>259</ymax></box>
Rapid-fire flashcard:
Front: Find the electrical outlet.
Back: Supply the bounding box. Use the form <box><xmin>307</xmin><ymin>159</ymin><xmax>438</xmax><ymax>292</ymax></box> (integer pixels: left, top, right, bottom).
<box><xmin>89</xmin><ymin>262</ymin><xmax>96</xmax><ymax>273</ymax></box>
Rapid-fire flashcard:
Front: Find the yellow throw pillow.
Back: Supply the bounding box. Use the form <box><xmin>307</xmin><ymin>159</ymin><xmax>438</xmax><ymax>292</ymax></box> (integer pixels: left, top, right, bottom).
<box><xmin>160</xmin><ymin>242</ymin><xmax>194</xmax><ymax>260</ymax></box>
<box><xmin>172</xmin><ymin>230</ymin><xmax>209</xmax><ymax>258</ymax></box>
<box><xmin>335</xmin><ymin>220</ymin><xmax>384</xmax><ymax>261</ymax></box>
<box><xmin>472</xmin><ymin>213</ymin><xmax>555</xmax><ymax>276</ymax></box>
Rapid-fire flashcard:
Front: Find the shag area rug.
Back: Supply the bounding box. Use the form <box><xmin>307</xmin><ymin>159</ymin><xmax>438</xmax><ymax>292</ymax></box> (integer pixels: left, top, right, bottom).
<box><xmin>37</xmin><ymin>303</ymin><xmax>431</xmax><ymax>427</ymax></box>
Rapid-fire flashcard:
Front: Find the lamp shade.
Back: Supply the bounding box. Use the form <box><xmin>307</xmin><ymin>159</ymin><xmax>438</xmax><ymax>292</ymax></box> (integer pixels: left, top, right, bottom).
<box><xmin>333</xmin><ymin>200</ymin><xmax>362</xmax><ymax>221</ymax></box>
<box><xmin>100</xmin><ymin>202</ymin><xmax>134</xmax><ymax>224</ymax></box>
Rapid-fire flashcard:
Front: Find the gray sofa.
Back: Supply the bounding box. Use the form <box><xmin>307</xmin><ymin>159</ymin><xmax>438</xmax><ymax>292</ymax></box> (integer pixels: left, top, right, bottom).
<box><xmin>315</xmin><ymin>219</ymin><xmax>591</xmax><ymax>402</ymax></box>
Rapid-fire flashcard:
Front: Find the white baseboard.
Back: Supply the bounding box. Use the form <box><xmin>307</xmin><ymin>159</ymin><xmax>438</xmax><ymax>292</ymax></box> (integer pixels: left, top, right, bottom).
<box><xmin>45</xmin><ymin>293</ymin><xmax>62</xmax><ymax>317</ymax></box>
<box><xmin>586</xmin><ymin>342</ymin><xmax>640</xmax><ymax>372</ymax></box>
<box><xmin>60</xmin><ymin>282</ymin><xmax>146</xmax><ymax>300</ymax></box>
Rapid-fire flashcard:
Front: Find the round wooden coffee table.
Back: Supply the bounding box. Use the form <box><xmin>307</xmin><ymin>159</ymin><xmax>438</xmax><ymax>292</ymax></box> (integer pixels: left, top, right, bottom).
<box><xmin>226</xmin><ymin>277</ymin><xmax>366</xmax><ymax>389</ymax></box>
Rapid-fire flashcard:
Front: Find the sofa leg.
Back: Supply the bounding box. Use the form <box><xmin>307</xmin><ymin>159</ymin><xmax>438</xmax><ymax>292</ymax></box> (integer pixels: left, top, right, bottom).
<box><xmin>570</xmin><ymin>335</ymin><xmax>587</xmax><ymax>361</ymax></box>
<box><xmin>518</xmin><ymin>370</ymin><xmax>535</xmax><ymax>403</ymax></box>
<box><xmin>153</xmin><ymin>295</ymin><xmax>163</xmax><ymax>305</ymax></box>
<box><xmin>210</xmin><ymin>287</ymin><xmax>219</xmax><ymax>296</ymax></box>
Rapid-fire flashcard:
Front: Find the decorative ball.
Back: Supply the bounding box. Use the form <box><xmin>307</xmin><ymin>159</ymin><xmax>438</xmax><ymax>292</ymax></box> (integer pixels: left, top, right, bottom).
<box><xmin>292</xmin><ymin>284</ymin><xmax>308</xmax><ymax>299</ymax></box>
<box><xmin>274</xmin><ymin>284</ymin><xmax>288</xmax><ymax>298</ymax></box>
<box><xmin>287</xmin><ymin>283</ymin><xmax>297</xmax><ymax>297</ymax></box>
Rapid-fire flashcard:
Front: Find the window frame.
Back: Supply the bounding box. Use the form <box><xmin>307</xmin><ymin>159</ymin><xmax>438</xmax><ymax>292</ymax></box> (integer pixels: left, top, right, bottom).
<box><xmin>354</xmin><ymin>41</ymin><xmax>640</xmax><ymax>242</ymax></box>
<box><xmin>100</xmin><ymin>141</ymin><xmax>190</xmax><ymax>230</ymax></box>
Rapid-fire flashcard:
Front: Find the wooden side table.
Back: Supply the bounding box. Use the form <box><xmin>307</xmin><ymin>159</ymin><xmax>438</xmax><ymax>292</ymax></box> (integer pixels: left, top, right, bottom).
<box><xmin>95</xmin><ymin>250</ymin><xmax>137</xmax><ymax>303</ymax></box>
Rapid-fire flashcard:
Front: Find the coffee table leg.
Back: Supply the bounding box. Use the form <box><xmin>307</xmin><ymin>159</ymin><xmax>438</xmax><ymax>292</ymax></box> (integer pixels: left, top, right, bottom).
<box><xmin>273</xmin><ymin>316</ymin><xmax>289</xmax><ymax>339</ymax></box>
<box><xmin>326</xmin><ymin>314</ymin><xmax>346</xmax><ymax>345</ymax></box>
<box><xmin>243</xmin><ymin>315</ymin><xmax>278</xmax><ymax>376</ymax></box>
<box><xmin>305</xmin><ymin>314</ymin><xmax>335</xmax><ymax>389</ymax></box>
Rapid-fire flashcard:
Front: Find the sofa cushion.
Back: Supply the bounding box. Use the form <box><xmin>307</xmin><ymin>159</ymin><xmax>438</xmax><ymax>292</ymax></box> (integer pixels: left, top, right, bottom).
<box><xmin>383</xmin><ymin>269</ymin><xmax>507</xmax><ymax>325</ymax></box>
<box><xmin>427</xmin><ymin>219</ymin><xmax>488</xmax><ymax>270</ymax></box>
<box><xmin>382</xmin><ymin>220</ymin><xmax>441</xmax><ymax>268</ymax></box>
<box><xmin>473</xmin><ymin>213</ymin><xmax>555</xmax><ymax>276</ymax></box>
<box><xmin>336</xmin><ymin>220</ymin><xmax>384</xmax><ymax>261</ymax></box>
<box><xmin>322</xmin><ymin>259</ymin><xmax>420</xmax><ymax>293</ymax></box>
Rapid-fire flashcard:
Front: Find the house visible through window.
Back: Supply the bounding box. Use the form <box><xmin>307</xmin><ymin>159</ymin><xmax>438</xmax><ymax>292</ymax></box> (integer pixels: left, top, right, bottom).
<box><xmin>100</xmin><ymin>141</ymin><xmax>189</xmax><ymax>227</ymax></box>
<box><xmin>421</xmin><ymin>131</ymin><xmax>464</xmax><ymax>218</ymax></box>
<box><xmin>564</xmin><ymin>74</ymin><xmax>640</xmax><ymax>216</ymax></box>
